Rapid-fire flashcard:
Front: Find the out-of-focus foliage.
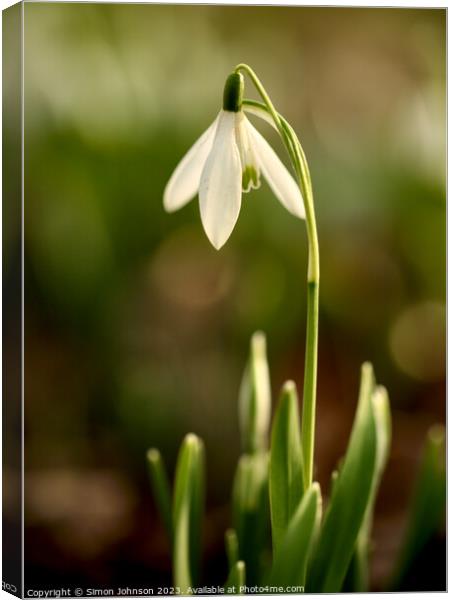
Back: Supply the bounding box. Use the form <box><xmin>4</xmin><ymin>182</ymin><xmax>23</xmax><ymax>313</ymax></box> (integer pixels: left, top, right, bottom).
<box><xmin>14</xmin><ymin>4</ymin><xmax>445</xmax><ymax>591</ymax></box>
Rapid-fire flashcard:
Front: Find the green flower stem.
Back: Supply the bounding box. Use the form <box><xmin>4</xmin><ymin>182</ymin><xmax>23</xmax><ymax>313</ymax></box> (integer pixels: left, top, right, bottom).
<box><xmin>237</xmin><ymin>68</ymin><xmax>320</xmax><ymax>491</ymax></box>
<box><xmin>301</xmin><ymin>281</ymin><xmax>319</xmax><ymax>489</ymax></box>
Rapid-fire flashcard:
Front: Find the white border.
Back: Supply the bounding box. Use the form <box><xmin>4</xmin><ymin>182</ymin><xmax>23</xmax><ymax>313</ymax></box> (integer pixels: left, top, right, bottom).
<box><xmin>0</xmin><ymin>1</ymin><xmax>447</xmax><ymax>599</ymax></box>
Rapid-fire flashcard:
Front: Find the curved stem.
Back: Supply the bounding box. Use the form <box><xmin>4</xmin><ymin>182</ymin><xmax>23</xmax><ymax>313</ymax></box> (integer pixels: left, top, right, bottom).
<box><xmin>241</xmin><ymin>97</ymin><xmax>319</xmax><ymax>282</ymax></box>
<box><xmin>235</xmin><ymin>64</ymin><xmax>291</xmax><ymax>157</ymax></box>
<box><xmin>239</xmin><ymin>82</ymin><xmax>320</xmax><ymax>491</ymax></box>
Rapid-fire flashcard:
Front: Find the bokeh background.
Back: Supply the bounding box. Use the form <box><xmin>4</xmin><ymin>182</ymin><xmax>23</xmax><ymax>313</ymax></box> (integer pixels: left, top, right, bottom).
<box><xmin>14</xmin><ymin>3</ymin><xmax>447</xmax><ymax>592</ymax></box>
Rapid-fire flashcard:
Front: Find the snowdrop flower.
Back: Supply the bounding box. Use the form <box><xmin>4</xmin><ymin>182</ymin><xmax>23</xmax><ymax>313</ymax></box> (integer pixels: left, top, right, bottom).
<box><xmin>163</xmin><ymin>72</ymin><xmax>305</xmax><ymax>250</ymax></box>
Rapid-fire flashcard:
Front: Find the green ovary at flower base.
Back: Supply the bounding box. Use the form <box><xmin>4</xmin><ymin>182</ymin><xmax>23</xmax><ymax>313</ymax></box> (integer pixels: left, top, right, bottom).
<box><xmin>164</xmin><ymin>64</ymin><xmax>319</xmax><ymax>491</ymax></box>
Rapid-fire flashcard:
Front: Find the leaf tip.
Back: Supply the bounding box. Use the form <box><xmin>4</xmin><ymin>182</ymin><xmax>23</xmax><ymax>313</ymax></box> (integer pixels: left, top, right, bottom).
<box><xmin>361</xmin><ymin>361</ymin><xmax>374</xmax><ymax>378</ymax></box>
<box><xmin>282</xmin><ymin>379</ymin><xmax>296</xmax><ymax>394</ymax></box>
<box><xmin>251</xmin><ymin>330</ymin><xmax>267</xmax><ymax>354</ymax></box>
<box><xmin>372</xmin><ymin>385</ymin><xmax>389</xmax><ymax>409</ymax></box>
<box><xmin>185</xmin><ymin>432</ymin><xmax>203</xmax><ymax>449</ymax></box>
<box><xmin>147</xmin><ymin>448</ymin><xmax>161</xmax><ymax>463</ymax></box>
<box><xmin>311</xmin><ymin>481</ymin><xmax>321</xmax><ymax>495</ymax></box>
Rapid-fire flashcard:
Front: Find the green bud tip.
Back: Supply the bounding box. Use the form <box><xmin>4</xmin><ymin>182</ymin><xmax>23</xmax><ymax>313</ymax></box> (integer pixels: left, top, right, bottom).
<box><xmin>312</xmin><ymin>481</ymin><xmax>321</xmax><ymax>494</ymax></box>
<box><xmin>223</xmin><ymin>71</ymin><xmax>244</xmax><ymax>112</ymax></box>
<box><xmin>362</xmin><ymin>361</ymin><xmax>373</xmax><ymax>374</ymax></box>
<box><xmin>282</xmin><ymin>380</ymin><xmax>296</xmax><ymax>394</ymax></box>
<box><xmin>184</xmin><ymin>432</ymin><xmax>203</xmax><ymax>450</ymax></box>
<box><xmin>147</xmin><ymin>448</ymin><xmax>160</xmax><ymax>463</ymax></box>
<box><xmin>372</xmin><ymin>385</ymin><xmax>388</xmax><ymax>408</ymax></box>
<box><xmin>251</xmin><ymin>330</ymin><xmax>266</xmax><ymax>356</ymax></box>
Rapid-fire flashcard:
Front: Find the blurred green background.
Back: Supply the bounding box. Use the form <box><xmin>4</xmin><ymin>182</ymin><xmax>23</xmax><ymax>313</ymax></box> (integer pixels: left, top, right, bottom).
<box><xmin>15</xmin><ymin>3</ymin><xmax>446</xmax><ymax>591</ymax></box>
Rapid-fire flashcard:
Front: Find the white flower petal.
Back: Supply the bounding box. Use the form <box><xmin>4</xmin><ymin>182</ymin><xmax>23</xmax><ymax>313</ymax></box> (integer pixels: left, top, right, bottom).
<box><xmin>243</xmin><ymin>104</ymin><xmax>278</xmax><ymax>131</ymax></box>
<box><xmin>199</xmin><ymin>111</ymin><xmax>242</xmax><ymax>250</ymax></box>
<box><xmin>235</xmin><ymin>112</ymin><xmax>261</xmax><ymax>193</ymax></box>
<box><xmin>163</xmin><ymin>113</ymin><xmax>220</xmax><ymax>213</ymax></box>
<box><xmin>245</xmin><ymin>119</ymin><xmax>305</xmax><ymax>219</ymax></box>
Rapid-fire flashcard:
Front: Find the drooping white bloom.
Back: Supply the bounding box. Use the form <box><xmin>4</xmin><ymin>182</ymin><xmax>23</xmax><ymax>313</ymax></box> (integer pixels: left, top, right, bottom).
<box><xmin>163</xmin><ymin>78</ymin><xmax>305</xmax><ymax>250</ymax></box>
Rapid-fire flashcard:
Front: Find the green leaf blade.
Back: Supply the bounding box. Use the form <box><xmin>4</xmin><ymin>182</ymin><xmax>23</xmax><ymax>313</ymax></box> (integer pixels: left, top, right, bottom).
<box><xmin>172</xmin><ymin>433</ymin><xmax>205</xmax><ymax>594</ymax></box>
<box><xmin>269</xmin><ymin>482</ymin><xmax>322</xmax><ymax>589</ymax></box>
<box><xmin>147</xmin><ymin>448</ymin><xmax>173</xmax><ymax>544</ymax></box>
<box><xmin>390</xmin><ymin>425</ymin><xmax>446</xmax><ymax>590</ymax></box>
<box><xmin>343</xmin><ymin>385</ymin><xmax>392</xmax><ymax>592</ymax></box>
<box><xmin>307</xmin><ymin>362</ymin><xmax>378</xmax><ymax>593</ymax></box>
<box><xmin>225</xmin><ymin>529</ymin><xmax>239</xmax><ymax>572</ymax></box>
<box><xmin>226</xmin><ymin>561</ymin><xmax>246</xmax><ymax>594</ymax></box>
<box><xmin>232</xmin><ymin>452</ymin><xmax>269</xmax><ymax>585</ymax></box>
<box><xmin>239</xmin><ymin>331</ymin><xmax>271</xmax><ymax>454</ymax></box>
<box><xmin>269</xmin><ymin>380</ymin><xmax>304</xmax><ymax>555</ymax></box>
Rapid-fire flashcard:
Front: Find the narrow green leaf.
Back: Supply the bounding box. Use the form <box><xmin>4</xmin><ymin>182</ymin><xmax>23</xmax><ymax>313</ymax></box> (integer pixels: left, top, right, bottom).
<box><xmin>307</xmin><ymin>363</ymin><xmax>378</xmax><ymax>592</ymax></box>
<box><xmin>269</xmin><ymin>482</ymin><xmax>322</xmax><ymax>589</ymax></box>
<box><xmin>226</xmin><ymin>561</ymin><xmax>246</xmax><ymax>594</ymax></box>
<box><xmin>225</xmin><ymin>529</ymin><xmax>239</xmax><ymax>572</ymax></box>
<box><xmin>239</xmin><ymin>331</ymin><xmax>271</xmax><ymax>454</ymax></box>
<box><xmin>232</xmin><ymin>452</ymin><xmax>269</xmax><ymax>585</ymax></box>
<box><xmin>146</xmin><ymin>448</ymin><xmax>173</xmax><ymax>544</ymax></box>
<box><xmin>344</xmin><ymin>386</ymin><xmax>392</xmax><ymax>592</ymax></box>
<box><xmin>190</xmin><ymin>436</ymin><xmax>205</xmax><ymax>587</ymax></box>
<box><xmin>390</xmin><ymin>425</ymin><xmax>446</xmax><ymax>591</ymax></box>
<box><xmin>173</xmin><ymin>433</ymin><xmax>205</xmax><ymax>594</ymax></box>
<box><xmin>269</xmin><ymin>380</ymin><xmax>304</xmax><ymax>555</ymax></box>
<box><xmin>329</xmin><ymin>469</ymin><xmax>339</xmax><ymax>497</ymax></box>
